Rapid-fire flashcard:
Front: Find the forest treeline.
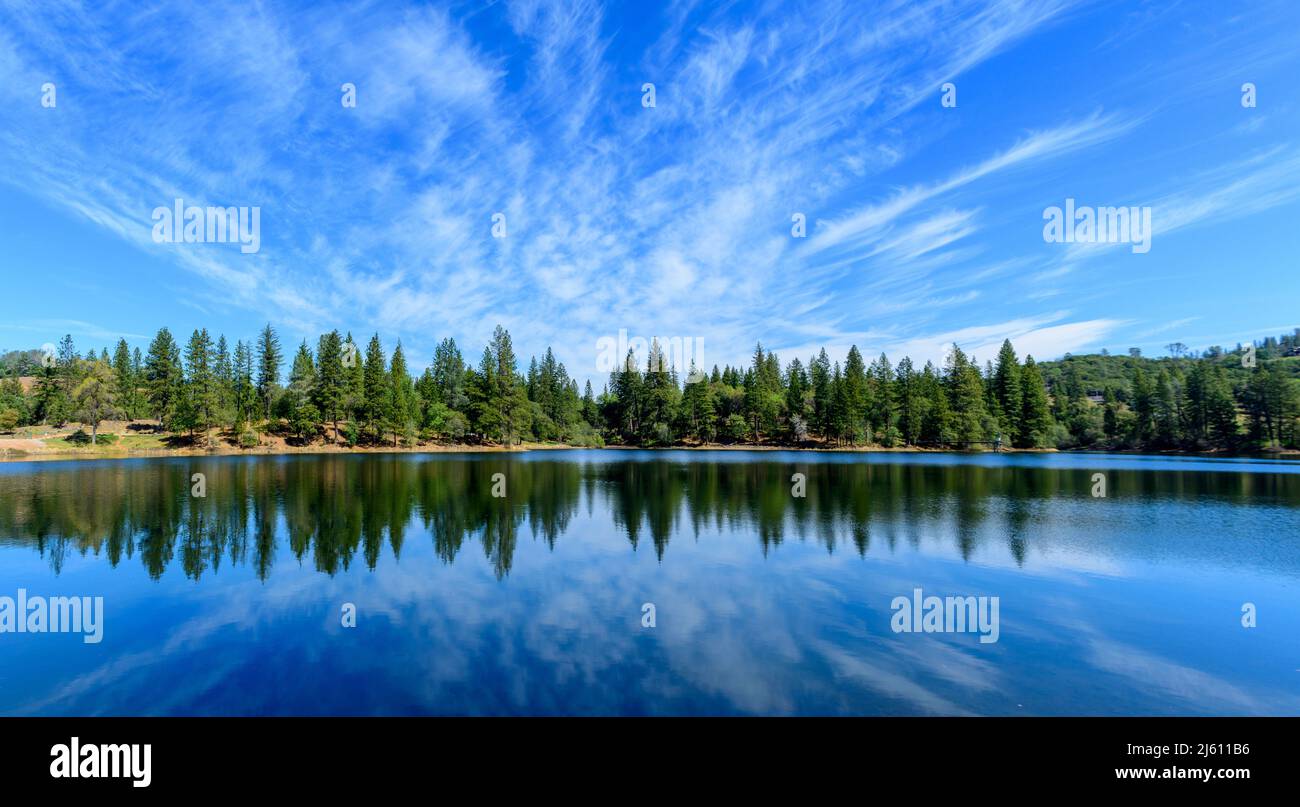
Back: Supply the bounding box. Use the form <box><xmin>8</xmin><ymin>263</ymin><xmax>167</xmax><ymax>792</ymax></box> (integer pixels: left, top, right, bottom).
<box><xmin>1</xmin><ymin>324</ymin><xmax>1298</xmax><ymax>453</ymax></box>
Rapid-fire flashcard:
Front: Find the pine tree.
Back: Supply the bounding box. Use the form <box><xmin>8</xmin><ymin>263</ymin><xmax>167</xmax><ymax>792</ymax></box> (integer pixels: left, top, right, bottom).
<box><xmin>642</xmin><ymin>339</ymin><xmax>679</xmax><ymax>445</ymax></box>
<box><xmin>470</xmin><ymin>345</ymin><xmax>501</xmax><ymax>440</ymax></box>
<box><xmin>582</xmin><ymin>380</ymin><xmax>599</xmax><ymax>427</ymax></box>
<box><xmin>992</xmin><ymin>339</ymin><xmax>1023</xmax><ymax>442</ymax></box>
<box><xmin>919</xmin><ymin>361</ymin><xmax>952</xmax><ymax>443</ymax></box>
<box><xmin>1245</xmin><ymin>365</ymin><xmax>1297</xmax><ymax>448</ymax></box>
<box><xmin>343</xmin><ymin>333</ymin><xmax>364</xmax><ymax>423</ymax></box>
<box><xmin>1019</xmin><ymin>356</ymin><xmax>1052</xmax><ymax>448</ymax></box>
<box><xmin>112</xmin><ymin>338</ymin><xmax>136</xmax><ymax>420</ymax></box>
<box><xmin>842</xmin><ymin>346</ymin><xmax>868</xmax><ymax>443</ymax></box>
<box><xmin>741</xmin><ymin>344</ymin><xmax>782</xmax><ymax>443</ymax></box>
<box><xmin>314</xmin><ymin>330</ymin><xmax>346</xmax><ymax>442</ymax></box>
<box><xmin>810</xmin><ymin>349</ymin><xmax>832</xmax><ymax>440</ymax></box>
<box><xmin>56</xmin><ymin>334</ymin><xmax>77</xmax><ymax>375</ymax></box>
<box><xmin>184</xmin><ymin>328</ymin><xmax>217</xmax><ymax>442</ymax></box>
<box><xmin>1129</xmin><ymin>366</ymin><xmax>1156</xmax><ymax>444</ymax></box>
<box><xmin>1102</xmin><ymin>386</ymin><xmax>1120</xmax><ymax>441</ymax></box>
<box><xmin>144</xmin><ymin>327</ymin><xmax>183</xmax><ymax>430</ymax></box>
<box><xmin>607</xmin><ymin>349</ymin><xmax>642</xmax><ymax>440</ymax></box>
<box><xmin>52</xmin><ymin>334</ymin><xmax>83</xmax><ymax>420</ymax></box>
<box><xmin>232</xmin><ymin>340</ymin><xmax>257</xmax><ymax>426</ymax></box>
<box><xmin>362</xmin><ymin>333</ymin><xmax>388</xmax><ymax>442</ymax></box>
<box><xmin>868</xmin><ymin>353</ymin><xmax>895</xmax><ymax>445</ymax></box>
<box><xmin>536</xmin><ymin>347</ymin><xmax>578</xmax><ymax>437</ymax></box>
<box><xmin>895</xmin><ymin>356</ymin><xmax>924</xmax><ymax>446</ymax></box>
<box><xmin>944</xmin><ymin>345</ymin><xmax>988</xmax><ymax>443</ymax></box>
<box><xmin>829</xmin><ymin>363</ymin><xmax>848</xmax><ymax>445</ymax></box>
<box><xmin>214</xmin><ymin>335</ymin><xmax>233</xmax><ymax>427</ymax></box>
<box><xmin>389</xmin><ymin>341</ymin><xmax>416</xmax><ymax>446</ymax></box>
<box><xmin>1154</xmin><ymin>369</ymin><xmax>1180</xmax><ymax>447</ymax></box>
<box><xmin>287</xmin><ymin>341</ymin><xmax>318</xmax><ymax>440</ymax></box>
<box><xmin>33</xmin><ymin>359</ymin><xmax>69</xmax><ymax>426</ymax></box>
<box><xmin>1204</xmin><ymin>365</ymin><xmax>1239</xmax><ymax>448</ymax></box>
<box><xmin>678</xmin><ymin>363</ymin><xmax>716</xmax><ymax>442</ymax></box>
<box><xmin>255</xmin><ymin>323</ymin><xmax>282</xmax><ymax>422</ymax></box>
<box><xmin>785</xmin><ymin>358</ymin><xmax>808</xmax><ymax>422</ymax></box>
<box><xmin>490</xmin><ymin>326</ymin><xmax>530</xmax><ymax>445</ymax></box>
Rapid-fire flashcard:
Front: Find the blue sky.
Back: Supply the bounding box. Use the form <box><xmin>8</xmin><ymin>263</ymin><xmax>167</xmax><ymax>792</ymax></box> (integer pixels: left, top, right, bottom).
<box><xmin>0</xmin><ymin>0</ymin><xmax>1297</xmax><ymax>381</ymax></box>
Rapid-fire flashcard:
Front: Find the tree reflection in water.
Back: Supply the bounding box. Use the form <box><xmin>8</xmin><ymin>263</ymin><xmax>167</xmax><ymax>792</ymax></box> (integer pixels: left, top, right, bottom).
<box><xmin>1</xmin><ymin>453</ymin><xmax>1297</xmax><ymax>581</ymax></box>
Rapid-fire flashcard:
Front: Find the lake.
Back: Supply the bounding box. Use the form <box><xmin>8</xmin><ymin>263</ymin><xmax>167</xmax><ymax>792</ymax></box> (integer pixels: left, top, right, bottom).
<box><xmin>0</xmin><ymin>450</ymin><xmax>1297</xmax><ymax>716</ymax></box>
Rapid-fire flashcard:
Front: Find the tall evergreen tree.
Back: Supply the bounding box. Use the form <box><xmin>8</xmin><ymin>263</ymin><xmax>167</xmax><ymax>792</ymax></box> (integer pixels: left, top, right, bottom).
<box><xmin>810</xmin><ymin>349</ymin><xmax>832</xmax><ymax>439</ymax></box>
<box><xmin>184</xmin><ymin>328</ymin><xmax>218</xmax><ymax>441</ymax></box>
<box><xmin>343</xmin><ymin>332</ymin><xmax>365</xmax><ymax>423</ymax></box>
<box><xmin>314</xmin><ymin>330</ymin><xmax>346</xmax><ymax>441</ymax></box>
<box><xmin>1245</xmin><ymin>364</ymin><xmax>1297</xmax><ymax>448</ymax></box>
<box><xmin>144</xmin><ymin>327</ymin><xmax>183</xmax><ymax>430</ymax></box>
<box><xmin>1204</xmin><ymin>365</ymin><xmax>1239</xmax><ymax>447</ymax></box>
<box><xmin>286</xmin><ymin>341</ymin><xmax>319</xmax><ymax>440</ymax></box>
<box><xmin>255</xmin><ymin>323</ymin><xmax>282</xmax><ymax>422</ymax></box>
<box><xmin>56</xmin><ymin>334</ymin><xmax>77</xmax><ymax>374</ymax></box>
<box><xmin>1019</xmin><ymin>356</ymin><xmax>1052</xmax><ymax>448</ymax></box>
<box><xmin>112</xmin><ymin>338</ymin><xmax>136</xmax><ymax>420</ymax></box>
<box><xmin>842</xmin><ymin>346</ymin><xmax>868</xmax><ymax>443</ymax></box>
<box><xmin>868</xmin><ymin>352</ymin><xmax>895</xmax><ymax>445</ymax></box>
<box><xmin>919</xmin><ymin>361</ymin><xmax>952</xmax><ymax>443</ymax></box>
<box><xmin>362</xmin><ymin>333</ymin><xmax>389</xmax><ymax>442</ymax></box>
<box><xmin>1129</xmin><ymin>366</ymin><xmax>1156</xmax><ymax>444</ymax></box>
<box><xmin>431</xmin><ymin>337</ymin><xmax>468</xmax><ymax>411</ymax></box>
<box><xmin>489</xmin><ymin>326</ymin><xmax>530</xmax><ymax>445</ymax></box>
<box><xmin>895</xmin><ymin>356</ymin><xmax>924</xmax><ymax>446</ymax></box>
<box><xmin>1154</xmin><ymin>369</ymin><xmax>1181</xmax><ymax>447</ymax></box>
<box><xmin>642</xmin><ymin>339</ymin><xmax>680</xmax><ymax>444</ymax></box>
<box><xmin>232</xmin><ymin>340</ymin><xmax>257</xmax><ymax>426</ymax></box>
<box><xmin>582</xmin><ymin>380</ymin><xmax>600</xmax><ymax>428</ymax></box>
<box><xmin>470</xmin><ymin>345</ymin><xmax>501</xmax><ymax>440</ymax></box>
<box><xmin>785</xmin><ymin>358</ymin><xmax>808</xmax><ymax>422</ymax></box>
<box><xmin>32</xmin><ymin>358</ymin><xmax>69</xmax><ymax>426</ymax></box>
<box><xmin>992</xmin><ymin>339</ymin><xmax>1023</xmax><ymax>442</ymax></box>
<box><xmin>214</xmin><ymin>334</ymin><xmax>233</xmax><ymax>426</ymax></box>
<box><xmin>389</xmin><ymin>341</ymin><xmax>417</xmax><ymax>446</ymax></box>
<box><xmin>944</xmin><ymin>345</ymin><xmax>987</xmax><ymax>443</ymax></box>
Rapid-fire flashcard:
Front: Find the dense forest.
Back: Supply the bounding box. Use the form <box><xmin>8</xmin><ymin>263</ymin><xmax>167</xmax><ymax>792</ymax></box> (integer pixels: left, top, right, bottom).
<box><xmin>1</xmin><ymin>324</ymin><xmax>1298</xmax><ymax>453</ymax></box>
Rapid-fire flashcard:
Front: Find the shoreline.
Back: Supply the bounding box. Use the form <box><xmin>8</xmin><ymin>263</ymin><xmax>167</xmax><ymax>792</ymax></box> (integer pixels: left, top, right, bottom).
<box><xmin>2</xmin><ymin>435</ymin><xmax>1296</xmax><ymax>465</ymax></box>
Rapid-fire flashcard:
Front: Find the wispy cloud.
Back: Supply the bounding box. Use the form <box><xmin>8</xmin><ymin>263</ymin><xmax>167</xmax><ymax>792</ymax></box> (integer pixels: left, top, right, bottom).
<box><xmin>0</xmin><ymin>0</ymin><xmax>1297</xmax><ymax>376</ymax></box>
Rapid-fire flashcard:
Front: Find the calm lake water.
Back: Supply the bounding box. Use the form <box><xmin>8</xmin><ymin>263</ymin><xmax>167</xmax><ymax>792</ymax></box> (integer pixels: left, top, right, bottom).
<box><xmin>1</xmin><ymin>450</ymin><xmax>1297</xmax><ymax>716</ymax></box>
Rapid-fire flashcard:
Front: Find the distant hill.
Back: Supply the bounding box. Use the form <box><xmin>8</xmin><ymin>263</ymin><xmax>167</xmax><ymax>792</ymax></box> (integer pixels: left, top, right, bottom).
<box><xmin>1038</xmin><ymin>332</ymin><xmax>1300</xmax><ymax>401</ymax></box>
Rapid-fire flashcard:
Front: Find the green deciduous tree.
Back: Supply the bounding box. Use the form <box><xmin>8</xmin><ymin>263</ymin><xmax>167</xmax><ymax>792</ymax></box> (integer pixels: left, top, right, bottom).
<box><xmin>72</xmin><ymin>360</ymin><xmax>122</xmax><ymax>444</ymax></box>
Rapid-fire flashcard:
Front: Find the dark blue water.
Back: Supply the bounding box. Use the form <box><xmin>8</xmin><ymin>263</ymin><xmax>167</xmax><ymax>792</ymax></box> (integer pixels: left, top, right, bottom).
<box><xmin>0</xmin><ymin>450</ymin><xmax>1297</xmax><ymax>715</ymax></box>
